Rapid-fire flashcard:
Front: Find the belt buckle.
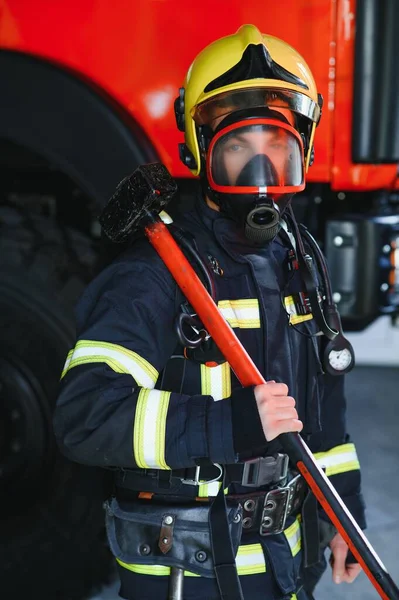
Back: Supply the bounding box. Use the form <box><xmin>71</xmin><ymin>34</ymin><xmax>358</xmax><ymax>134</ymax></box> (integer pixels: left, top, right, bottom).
<box><xmin>241</xmin><ymin>453</ymin><xmax>289</xmax><ymax>487</ymax></box>
<box><xmin>260</xmin><ymin>487</ymin><xmax>291</xmax><ymax>535</ymax></box>
<box><xmin>180</xmin><ymin>463</ymin><xmax>223</xmax><ymax>486</ymax></box>
<box><xmin>260</xmin><ymin>473</ymin><xmax>302</xmax><ymax>535</ymax></box>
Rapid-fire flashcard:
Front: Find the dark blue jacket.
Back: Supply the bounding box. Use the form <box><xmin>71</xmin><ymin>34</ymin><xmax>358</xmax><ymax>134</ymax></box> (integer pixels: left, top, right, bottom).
<box><xmin>54</xmin><ymin>197</ymin><xmax>366</xmax><ymax>599</ymax></box>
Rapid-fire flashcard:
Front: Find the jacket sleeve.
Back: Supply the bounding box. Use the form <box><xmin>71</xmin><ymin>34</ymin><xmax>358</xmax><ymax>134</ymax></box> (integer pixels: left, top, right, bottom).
<box><xmin>53</xmin><ymin>246</ymin><xmax>267</xmax><ymax>470</ymax></box>
<box><xmin>308</xmin><ymin>372</ymin><xmax>367</xmax><ymax>531</ymax></box>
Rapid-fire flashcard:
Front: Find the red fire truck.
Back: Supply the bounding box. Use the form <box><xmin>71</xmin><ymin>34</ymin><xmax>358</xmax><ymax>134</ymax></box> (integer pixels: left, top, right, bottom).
<box><xmin>0</xmin><ymin>1</ymin><xmax>398</xmax><ymax>598</ymax></box>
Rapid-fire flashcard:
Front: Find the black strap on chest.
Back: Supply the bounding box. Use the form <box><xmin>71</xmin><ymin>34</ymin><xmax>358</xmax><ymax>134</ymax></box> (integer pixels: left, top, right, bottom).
<box><xmin>168</xmin><ymin>225</ymin><xmax>228</xmax><ymax>363</ymax></box>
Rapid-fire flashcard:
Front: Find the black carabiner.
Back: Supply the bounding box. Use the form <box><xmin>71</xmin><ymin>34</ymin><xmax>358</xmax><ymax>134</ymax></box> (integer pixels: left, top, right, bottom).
<box><xmin>175</xmin><ymin>312</ymin><xmax>208</xmax><ymax>349</ymax></box>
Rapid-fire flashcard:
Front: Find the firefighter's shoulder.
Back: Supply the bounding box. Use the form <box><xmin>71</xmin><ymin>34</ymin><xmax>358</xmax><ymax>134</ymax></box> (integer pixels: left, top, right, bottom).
<box><xmin>76</xmin><ymin>236</ymin><xmax>177</xmax><ymax>324</ymax></box>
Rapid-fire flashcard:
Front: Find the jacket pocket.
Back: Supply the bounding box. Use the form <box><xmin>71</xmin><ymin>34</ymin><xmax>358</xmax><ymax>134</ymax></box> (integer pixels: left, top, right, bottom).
<box><xmin>104</xmin><ymin>496</ymin><xmax>243</xmax><ymax>578</ymax></box>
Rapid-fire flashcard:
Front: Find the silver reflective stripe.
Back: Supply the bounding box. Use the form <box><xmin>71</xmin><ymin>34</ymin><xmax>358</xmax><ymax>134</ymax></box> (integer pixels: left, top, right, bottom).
<box><xmin>62</xmin><ymin>349</ymin><xmax>73</xmax><ymax>375</ymax></box>
<box><xmin>284</xmin><ymin>516</ymin><xmax>301</xmax><ymax>557</ymax></box>
<box><xmin>133</xmin><ymin>389</ymin><xmax>171</xmax><ymax>469</ymax></box>
<box><xmin>117</xmin><ymin>542</ymin><xmax>266</xmax><ymax>576</ymax></box>
<box><xmin>61</xmin><ymin>340</ymin><xmax>158</xmax><ymax>388</ymax></box>
<box><xmin>197</xmin><ymin>480</ymin><xmax>222</xmax><ymax>497</ymax></box>
<box><xmin>235</xmin><ymin>543</ymin><xmax>266</xmax><ymax>575</ymax></box>
<box><xmin>159</xmin><ymin>210</ymin><xmax>173</xmax><ymax>224</ymax></box>
<box><xmin>314</xmin><ymin>443</ymin><xmax>360</xmax><ymax>477</ymax></box>
<box><xmin>284</xmin><ymin>295</ymin><xmax>313</xmax><ymax>325</ymax></box>
<box><xmin>218</xmin><ymin>299</ymin><xmax>260</xmax><ymax>329</ymax></box>
<box><xmin>200</xmin><ymin>362</ymin><xmax>231</xmax><ymax>401</ymax></box>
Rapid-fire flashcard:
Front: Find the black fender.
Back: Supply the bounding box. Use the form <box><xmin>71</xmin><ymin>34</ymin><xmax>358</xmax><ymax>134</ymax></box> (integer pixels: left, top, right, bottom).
<box><xmin>0</xmin><ymin>50</ymin><xmax>159</xmax><ymax>207</ymax></box>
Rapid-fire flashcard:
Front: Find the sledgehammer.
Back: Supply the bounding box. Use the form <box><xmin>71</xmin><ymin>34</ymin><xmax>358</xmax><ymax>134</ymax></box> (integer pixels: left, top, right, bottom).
<box><xmin>99</xmin><ymin>163</ymin><xmax>399</xmax><ymax>600</ymax></box>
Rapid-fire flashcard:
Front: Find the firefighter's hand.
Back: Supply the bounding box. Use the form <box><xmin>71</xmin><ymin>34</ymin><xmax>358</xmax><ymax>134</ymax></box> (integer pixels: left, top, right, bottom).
<box><xmin>254</xmin><ymin>382</ymin><xmax>303</xmax><ymax>441</ymax></box>
<box><xmin>329</xmin><ymin>532</ymin><xmax>362</xmax><ymax>584</ymax></box>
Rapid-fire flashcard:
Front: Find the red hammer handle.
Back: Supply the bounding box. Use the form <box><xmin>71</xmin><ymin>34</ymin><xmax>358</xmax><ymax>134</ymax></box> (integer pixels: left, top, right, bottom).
<box><xmin>146</xmin><ymin>219</ymin><xmax>398</xmax><ymax>600</ymax></box>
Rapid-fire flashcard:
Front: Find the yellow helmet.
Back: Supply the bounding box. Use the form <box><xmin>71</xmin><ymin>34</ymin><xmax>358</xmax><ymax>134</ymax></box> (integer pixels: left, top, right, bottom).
<box><xmin>174</xmin><ymin>24</ymin><xmax>323</xmax><ymax>176</ymax></box>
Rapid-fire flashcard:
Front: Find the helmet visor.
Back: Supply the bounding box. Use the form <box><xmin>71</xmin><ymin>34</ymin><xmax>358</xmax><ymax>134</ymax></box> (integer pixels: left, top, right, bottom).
<box><xmin>207</xmin><ymin>119</ymin><xmax>304</xmax><ymax>194</ymax></box>
<box><xmin>194</xmin><ymin>87</ymin><xmax>320</xmax><ymax>128</ymax></box>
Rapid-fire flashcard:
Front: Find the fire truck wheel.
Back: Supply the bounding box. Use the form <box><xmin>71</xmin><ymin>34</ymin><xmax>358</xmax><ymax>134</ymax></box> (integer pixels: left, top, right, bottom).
<box><xmin>0</xmin><ymin>206</ymin><xmax>113</xmax><ymax>600</ymax></box>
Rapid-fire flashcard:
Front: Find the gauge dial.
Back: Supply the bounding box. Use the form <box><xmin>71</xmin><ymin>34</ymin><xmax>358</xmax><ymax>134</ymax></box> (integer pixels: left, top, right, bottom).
<box><xmin>328</xmin><ymin>348</ymin><xmax>353</xmax><ymax>371</ymax></box>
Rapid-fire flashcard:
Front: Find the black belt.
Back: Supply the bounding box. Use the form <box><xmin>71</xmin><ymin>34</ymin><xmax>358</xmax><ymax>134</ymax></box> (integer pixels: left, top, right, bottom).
<box><xmin>229</xmin><ymin>472</ymin><xmax>307</xmax><ymax>536</ymax></box>
<box><xmin>115</xmin><ymin>454</ymin><xmax>289</xmax><ymax>494</ymax></box>
<box><xmin>114</xmin><ymin>456</ymin><xmax>320</xmax><ymax>569</ymax></box>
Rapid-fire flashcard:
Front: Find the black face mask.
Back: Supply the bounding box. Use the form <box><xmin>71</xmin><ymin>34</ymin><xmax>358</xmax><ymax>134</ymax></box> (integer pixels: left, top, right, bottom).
<box><xmin>203</xmin><ymin>110</ymin><xmax>304</xmax><ymax>245</ymax></box>
<box><xmin>206</xmin><ymin>154</ymin><xmax>293</xmax><ymax>245</ymax></box>
<box><xmin>204</xmin><ymin>185</ymin><xmax>294</xmax><ymax>246</ymax></box>
<box><xmin>229</xmin><ymin>155</ymin><xmax>281</xmax><ymax>244</ymax></box>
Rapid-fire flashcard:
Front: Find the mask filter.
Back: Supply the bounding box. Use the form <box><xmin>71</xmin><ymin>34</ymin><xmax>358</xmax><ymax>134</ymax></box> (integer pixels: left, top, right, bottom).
<box><xmin>236</xmin><ymin>154</ymin><xmax>281</xmax><ymax>243</ymax></box>
<box><xmin>245</xmin><ymin>201</ymin><xmax>281</xmax><ymax>244</ymax></box>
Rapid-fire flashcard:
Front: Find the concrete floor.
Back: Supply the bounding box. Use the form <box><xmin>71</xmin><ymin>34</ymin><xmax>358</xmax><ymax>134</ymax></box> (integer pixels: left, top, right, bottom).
<box><xmin>90</xmin><ymin>366</ymin><xmax>399</xmax><ymax>600</ymax></box>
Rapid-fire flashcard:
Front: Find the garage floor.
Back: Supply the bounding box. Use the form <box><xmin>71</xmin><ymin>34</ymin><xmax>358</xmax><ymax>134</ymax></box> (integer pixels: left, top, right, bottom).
<box><xmin>89</xmin><ymin>366</ymin><xmax>399</xmax><ymax>600</ymax></box>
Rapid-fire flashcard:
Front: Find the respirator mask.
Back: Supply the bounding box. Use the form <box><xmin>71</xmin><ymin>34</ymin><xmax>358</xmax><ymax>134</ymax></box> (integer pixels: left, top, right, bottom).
<box><xmin>204</xmin><ymin>109</ymin><xmax>306</xmax><ymax>244</ymax></box>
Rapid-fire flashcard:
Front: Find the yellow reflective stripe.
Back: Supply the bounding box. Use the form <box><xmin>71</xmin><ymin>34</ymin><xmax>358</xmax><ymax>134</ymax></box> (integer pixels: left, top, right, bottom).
<box><xmin>284</xmin><ymin>296</ymin><xmax>313</xmax><ymax>324</ymax></box>
<box><xmin>60</xmin><ymin>340</ymin><xmax>158</xmax><ymax>387</ymax></box>
<box><xmin>236</xmin><ymin>543</ymin><xmax>266</xmax><ymax>575</ymax></box>
<box><xmin>61</xmin><ymin>349</ymin><xmax>74</xmax><ymax>378</ymax></box>
<box><xmin>200</xmin><ymin>362</ymin><xmax>231</xmax><ymax>401</ymax></box>
<box><xmin>133</xmin><ymin>389</ymin><xmax>170</xmax><ymax>469</ymax></box>
<box><xmin>284</xmin><ymin>516</ymin><xmax>301</xmax><ymax>557</ymax></box>
<box><xmin>289</xmin><ymin>313</ymin><xmax>313</xmax><ymax>325</ymax></box>
<box><xmin>159</xmin><ymin>210</ymin><xmax>173</xmax><ymax>224</ymax></box>
<box><xmin>314</xmin><ymin>443</ymin><xmax>360</xmax><ymax>477</ymax></box>
<box><xmin>117</xmin><ymin>560</ymin><xmax>199</xmax><ymax>577</ymax></box>
<box><xmin>197</xmin><ymin>481</ymin><xmax>222</xmax><ymax>498</ymax></box>
<box><xmin>197</xmin><ymin>483</ymin><xmax>229</xmax><ymax>498</ymax></box>
<box><xmin>218</xmin><ymin>299</ymin><xmax>261</xmax><ymax>329</ymax></box>
<box><xmin>117</xmin><ymin>542</ymin><xmax>266</xmax><ymax>577</ymax></box>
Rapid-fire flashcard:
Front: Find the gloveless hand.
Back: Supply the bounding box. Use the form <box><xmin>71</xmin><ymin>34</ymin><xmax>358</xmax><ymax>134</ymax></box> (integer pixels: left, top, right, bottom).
<box><xmin>329</xmin><ymin>532</ymin><xmax>362</xmax><ymax>584</ymax></box>
<box><xmin>254</xmin><ymin>382</ymin><xmax>303</xmax><ymax>441</ymax></box>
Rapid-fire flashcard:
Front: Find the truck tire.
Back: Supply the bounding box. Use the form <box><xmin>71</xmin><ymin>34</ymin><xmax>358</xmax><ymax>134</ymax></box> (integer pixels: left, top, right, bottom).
<box><xmin>0</xmin><ymin>206</ymin><xmax>113</xmax><ymax>600</ymax></box>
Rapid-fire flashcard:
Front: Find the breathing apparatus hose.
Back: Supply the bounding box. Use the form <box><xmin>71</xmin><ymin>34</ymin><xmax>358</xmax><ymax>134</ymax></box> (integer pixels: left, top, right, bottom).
<box><xmin>298</xmin><ymin>223</ymin><xmax>334</xmax><ymax>305</ymax></box>
<box><xmin>286</xmin><ymin>207</ymin><xmax>338</xmax><ymax>340</ymax></box>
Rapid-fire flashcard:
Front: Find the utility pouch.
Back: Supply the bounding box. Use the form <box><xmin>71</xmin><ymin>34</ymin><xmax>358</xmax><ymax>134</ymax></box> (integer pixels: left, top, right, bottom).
<box><xmin>104</xmin><ymin>496</ymin><xmax>243</xmax><ymax>578</ymax></box>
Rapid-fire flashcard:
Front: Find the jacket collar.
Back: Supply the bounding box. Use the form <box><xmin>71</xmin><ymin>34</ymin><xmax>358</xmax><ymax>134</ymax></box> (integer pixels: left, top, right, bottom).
<box><xmin>194</xmin><ymin>193</ymin><xmax>290</xmax><ymax>261</ymax></box>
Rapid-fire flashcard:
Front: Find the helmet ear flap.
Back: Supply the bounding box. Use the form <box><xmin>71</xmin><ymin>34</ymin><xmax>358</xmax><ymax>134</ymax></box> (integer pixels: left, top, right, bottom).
<box><xmin>174</xmin><ymin>87</ymin><xmax>186</xmax><ymax>132</ymax></box>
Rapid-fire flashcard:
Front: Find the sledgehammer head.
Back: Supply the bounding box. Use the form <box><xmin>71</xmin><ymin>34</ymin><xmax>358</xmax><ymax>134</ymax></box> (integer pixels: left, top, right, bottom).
<box><xmin>99</xmin><ymin>163</ymin><xmax>178</xmax><ymax>243</ymax></box>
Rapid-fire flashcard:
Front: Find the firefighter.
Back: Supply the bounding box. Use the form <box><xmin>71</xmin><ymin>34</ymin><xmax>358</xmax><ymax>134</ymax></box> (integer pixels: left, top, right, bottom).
<box><xmin>54</xmin><ymin>25</ymin><xmax>366</xmax><ymax>600</ymax></box>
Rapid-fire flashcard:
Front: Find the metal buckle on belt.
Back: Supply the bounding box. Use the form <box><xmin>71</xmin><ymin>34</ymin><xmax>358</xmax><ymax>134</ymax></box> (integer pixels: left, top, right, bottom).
<box><xmin>241</xmin><ymin>454</ymin><xmax>289</xmax><ymax>487</ymax></box>
<box><xmin>180</xmin><ymin>463</ymin><xmax>223</xmax><ymax>486</ymax></box>
<box><xmin>260</xmin><ymin>473</ymin><xmax>302</xmax><ymax>535</ymax></box>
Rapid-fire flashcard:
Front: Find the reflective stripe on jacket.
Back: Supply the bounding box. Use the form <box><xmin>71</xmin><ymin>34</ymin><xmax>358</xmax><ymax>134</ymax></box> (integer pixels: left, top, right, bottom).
<box><xmin>54</xmin><ymin>197</ymin><xmax>366</xmax><ymax>598</ymax></box>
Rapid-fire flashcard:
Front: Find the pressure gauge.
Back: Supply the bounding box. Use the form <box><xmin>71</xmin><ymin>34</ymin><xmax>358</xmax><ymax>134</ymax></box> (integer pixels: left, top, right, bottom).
<box><xmin>322</xmin><ymin>338</ymin><xmax>355</xmax><ymax>376</ymax></box>
<box><xmin>328</xmin><ymin>348</ymin><xmax>353</xmax><ymax>371</ymax></box>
